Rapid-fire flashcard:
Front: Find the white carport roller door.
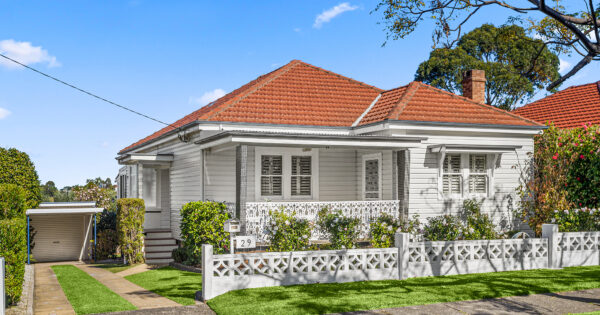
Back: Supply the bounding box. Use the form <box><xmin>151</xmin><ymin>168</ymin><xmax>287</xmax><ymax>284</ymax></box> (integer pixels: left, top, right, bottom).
<box><xmin>31</xmin><ymin>214</ymin><xmax>86</xmax><ymax>262</ymax></box>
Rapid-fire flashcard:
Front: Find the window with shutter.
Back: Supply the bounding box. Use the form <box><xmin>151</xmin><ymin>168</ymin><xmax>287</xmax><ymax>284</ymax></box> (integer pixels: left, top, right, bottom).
<box><xmin>364</xmin><ymin>155</ymin><xmax>381</xmax><ymax>199</ymax></box>
<box><xmin>291</xmin><ymin>156</ymin><xmax>311</xmax><ymax>196</ymax></box>
<box><xmin>442</xmin><ymin>154</ymin><xmax>462</xmax><ymax>195</ymax></box>
<box><xmin>469</xmin><ymin>154</ymin><xmax>487</xmax><ymax>194</ymax></box>
<box><xmin>261</xmin><ymin>155</ymin><xmax>283</xmax><ymax>196</ymax></box>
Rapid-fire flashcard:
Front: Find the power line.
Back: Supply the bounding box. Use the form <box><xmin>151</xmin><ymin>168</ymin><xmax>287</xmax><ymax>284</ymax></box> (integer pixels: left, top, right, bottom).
<box><xmin>0</xmin><ymin>53</ymin><xmax>175</xmax><ymax>129</ymax></box>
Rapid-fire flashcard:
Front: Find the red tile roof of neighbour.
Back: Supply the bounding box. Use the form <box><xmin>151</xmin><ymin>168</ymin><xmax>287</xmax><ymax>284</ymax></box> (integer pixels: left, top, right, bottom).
<box><xmin>358</xmin><ymin>81</ymin><xmax>540</xmax><ymax>127</ymax></box>
<box><xmin>513</xmin><ymin>81</ymin><xmax>600</xmax><ymax>128</ymax></box>
<box><xmin>120</xmin><ymin>60</ymin><xmax>541</xmax><ymax>153</ymax></box>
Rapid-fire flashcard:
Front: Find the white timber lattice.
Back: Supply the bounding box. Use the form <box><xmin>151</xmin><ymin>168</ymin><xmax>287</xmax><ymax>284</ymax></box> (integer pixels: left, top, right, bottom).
<box><xmin>245</xmin><ymin>200</ymin><xmax>402</xmax><ymax>242</ymax></box>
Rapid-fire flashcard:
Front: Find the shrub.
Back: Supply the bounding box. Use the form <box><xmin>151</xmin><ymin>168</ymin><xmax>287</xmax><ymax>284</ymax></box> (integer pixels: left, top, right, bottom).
<box><xmin>0</xmin><ymin>218</ymin><xmax>27</xmax><ymax>305</ymax></box>
<box><xmin>0</xmin><ymin>184</ymin><xmax>27</xmax><ymax>219</ymax></box>
<box><xmin>317</xmin><ymin>208</ymin><xmax>361</xmax><ymax>249</ymax></box>
<box><xmin>179</xmin><ymin>201</ymin><xmax>230</xmax><ymax>265</ymax></box>
<box><xmin>461</xmin><ymin>199</ymin><xmax>499</xmax><ymax>240</ymax></box>
<box><xmin>550</xmin><ymin>208</ymin><xmax>600</xmax><ymax>232</ymax></box>
<box><xmin>266</xmin><ymin>210</ymin><xmax>311</xmax><ymax>252</ymax></box>
<box><xmin>370</xmin><ymin>214</ymin><xmax>422</xmax><ymax>248</ymax></box>
<box><xmin>171</xmin><ymin>247</ymin><xmax>188</xmax><ymax>264</ymax></box>
<box><xmin>422</xmin><ymin>215</ymin><xmax>465</xmax><ymax>241</ymax></box>
<box><xmin>0</xmin><ymin>147</ymin><xmax>41</xmax><ymax>208</ymax></box>
<box><xmin>95</xmin><ymin>230</ymin><xmax>119</xmax><ymax>260</ymax></box>
<box><xmin>116</xmin><ymin>199</ymin><xmax>145</xmax><ymax>264</ymax></box>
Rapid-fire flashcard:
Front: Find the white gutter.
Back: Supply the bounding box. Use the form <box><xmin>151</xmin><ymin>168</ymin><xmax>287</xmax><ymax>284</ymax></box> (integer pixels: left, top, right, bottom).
<box><xmin>26</xmin><ymin>208</ymin><xmax>104</xmax><ymax>215</ymax></box>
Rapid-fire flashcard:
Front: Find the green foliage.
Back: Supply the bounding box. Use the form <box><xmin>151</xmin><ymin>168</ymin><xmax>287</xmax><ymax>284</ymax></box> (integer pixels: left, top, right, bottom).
<box><xmin>266</xmin><ymin>210</ymin><xmax>312</xmax><ymax>252</ymax></box>
<box><xmin>415</xmin><ymin>24</ymin><xmax>560</xmax><ymax>110</ymax></box>
<box><xmin>179</xmin><ymin>201</ymin><xmax>230</xmax><ymax>265</ymax></box>
<box><xmin>0</xmin><ymin>184</ymin><xmax>27</xmax><ymax>219</ymax></box>
<box><xmin>0</xmin><ymin>147</ymin><xmax>41</xmax><ymax>208</ymax></box>
<box><xmin>550</xmin><ymin>208</ymin><xmax>600</xmax><ymax>232</ymax></box>
<box><xmin>422</xmin><ymin>215</ymin><xmax>465</xmax><ymax>241</ymax></box>
<box><xmin>73</xmin><ymin>182</ymin><xmax>117</xmax><ymax>211</ymax></box>
<box><xmin>171</xmin><ymin>247</ymin><xmax>188</xmax><ymax>264</ymax></box>
<box><xmin>0</xmin><ymin>218</ymin><xmax>27</xmax><ymax>305</ymax></box>
<box><xmin>370</xmin><ymin>214</ymin><xmax>421</xmax><ymax>248</ymax></box>
<box><xmin>96</xmin><ymin>230</ymin><xmax>119</xmax><ymax>260</ymax></box>
<box><xmin>116</xmin><ymin>199</ymin><xmax>145</xmax><ymax>264</ymax></box>
<box><xmin>317</xmin><ymin>208</ymin><xmax>361</xmax><ymax>249</ymax></box>
<box><xmin>461</xmin><ymin>199</ymin><xmax>499</xmax><ymax>240</ymax></box>
<box><xmin>517</xmin><ymin>124</ymin><xmax>600</xmax><ymax>234</ymax></box>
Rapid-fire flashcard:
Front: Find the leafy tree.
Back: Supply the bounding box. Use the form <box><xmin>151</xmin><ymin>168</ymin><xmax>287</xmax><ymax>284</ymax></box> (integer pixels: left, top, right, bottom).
<box><xmin>415</xmin><ymin>24</ymin><xmax>560</xmax><ymax>110</ymax></box>
<box><xmin>73</xmin><ymin>182</ymin><xmax>116</xmax><ymax>211</ymax></box>
<box><xmin>0</xmin><ymin>147</ymin><xmax>41</xmax><ymax>208</ymax></box>
<box><xmin>41</xmin><ymin>181</ymin><xmax>59</xmax><ymax>202</ymax></box>
<box><xmin>376</xmin><ymin>0</ymin><xmax>600</xmax><ymax>90</ymax></box>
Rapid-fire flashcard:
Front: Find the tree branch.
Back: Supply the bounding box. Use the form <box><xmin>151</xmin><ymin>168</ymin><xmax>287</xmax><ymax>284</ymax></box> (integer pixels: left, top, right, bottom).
<box><xmin>547</xmin><ymin>54</ymin><xmax>594</xmax><ymax>91</ymax></box>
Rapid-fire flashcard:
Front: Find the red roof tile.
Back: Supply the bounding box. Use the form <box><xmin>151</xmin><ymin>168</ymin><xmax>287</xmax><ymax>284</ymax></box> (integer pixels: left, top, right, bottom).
<box><xmin>121</xmin><ymin>60</ymin><xmax>541</xmax><ymax>153</ymax></box>
<box><xmin>513</xmin><ymin>81</ymin><xmax>600</xmax><ymax>128</ymax></box>
<box><xmin>359</xmin><ymin>81</ymin><xmax>540</xmax><ymax>127</ymax></box>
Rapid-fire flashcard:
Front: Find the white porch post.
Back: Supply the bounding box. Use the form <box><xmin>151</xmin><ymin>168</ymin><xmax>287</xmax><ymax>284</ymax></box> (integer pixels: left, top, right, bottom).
<box><xmin>236</xmin><ymin>145</ymin><xmax>248</xmax><ymax>233</ymax></box>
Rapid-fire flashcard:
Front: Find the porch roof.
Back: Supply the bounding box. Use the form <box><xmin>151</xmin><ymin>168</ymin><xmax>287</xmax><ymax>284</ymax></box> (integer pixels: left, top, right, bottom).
<box><xmin>428</xmin><ymin>144</ymin><xmax>522</xmax><ymax>154</ymax></box>
<box><xmin>116</xmin><ymin>153</ymin><xmax>174</xmax><ymax>165</ymax></box>
<box><xmin>194</xmin><ymin>131</ymin><xmax>426</xmax><ymax>150</ymax></box>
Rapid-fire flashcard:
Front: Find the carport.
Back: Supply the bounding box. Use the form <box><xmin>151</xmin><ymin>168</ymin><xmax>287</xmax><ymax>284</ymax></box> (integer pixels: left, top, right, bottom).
<box><xmin>26</xmin><ymin>202</ymin><xmax>103</xmax><ymax>263</ymax></box>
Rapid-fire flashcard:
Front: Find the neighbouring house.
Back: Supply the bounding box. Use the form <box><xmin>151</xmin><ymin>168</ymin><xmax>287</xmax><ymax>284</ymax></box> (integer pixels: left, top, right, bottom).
<box><xmin>116</xmin><ymin>60</ymin><xmax>543</xmax><ymax>264</ymax></box>
<box><xmin>513</xmin><ymin>81</ymin><xmax>600</xmax><ymax>128</ymax></box>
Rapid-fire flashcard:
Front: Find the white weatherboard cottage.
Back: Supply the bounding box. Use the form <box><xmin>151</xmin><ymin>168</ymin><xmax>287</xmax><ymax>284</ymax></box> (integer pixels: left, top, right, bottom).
<box><xmin>116</xmin><ymin>61</ymin><xmax>543</xmax><ymax>264</ymax></box>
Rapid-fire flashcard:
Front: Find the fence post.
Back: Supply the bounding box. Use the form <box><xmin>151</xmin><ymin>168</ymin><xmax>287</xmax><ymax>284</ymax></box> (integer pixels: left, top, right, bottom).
<box><xmin>1</xmin><ymin>257</ymin><xmax>5</xmax><ymax>314</ymax></box>
<box><xmin>542</xmin><ymin>224</ymin><xmax>560</xmax><ymax>269</ymax></box>
<box><xmin>201</xmin><ymin>244</ymin><xmax>214</xmax><ymax>301</ymax></box>
<box><xmin>395</xmin><ymin>232</ymin><xmax>410</xmax><ymax>280</ymax></box>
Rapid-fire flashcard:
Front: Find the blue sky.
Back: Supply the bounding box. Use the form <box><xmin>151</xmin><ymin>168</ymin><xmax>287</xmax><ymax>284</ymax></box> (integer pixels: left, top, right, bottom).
<box><xmin>0</xmin><ymin>1</ymin><xmax>598</xmax><ymax>188</ymax></box>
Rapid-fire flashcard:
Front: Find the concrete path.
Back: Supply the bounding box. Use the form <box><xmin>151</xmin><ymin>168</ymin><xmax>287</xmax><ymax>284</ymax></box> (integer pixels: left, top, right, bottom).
<box><xmin>114</xmin><ymin>264</ymin><xmax>155</xmax><ymax>277</ymax></box>
<box><xmin>341</xmin><ymin>288</ymin><xmax>600</xmax><ymax>315</ymax></box>
<box><xmin>76</xmin><ymin>264</ymin><xmax>180</xmax><ymax>310</ymax></box>
<box><xmin>33</xmin><ymin>262</ymin><xmax>76</xmax><ymax>315</ymax></box>
<box><xmin>96</xmin><ymin>304</ymin><xmax>215</xmax><ymax>315</ymax></box>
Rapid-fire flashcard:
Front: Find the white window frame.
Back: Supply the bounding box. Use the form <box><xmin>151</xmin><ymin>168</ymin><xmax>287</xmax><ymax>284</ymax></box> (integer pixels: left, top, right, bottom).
<box><xmin>142</xmin><ymin>167</ymin><xmax>161</xmax><ymax>211</ymax></box>
<box><xmin>438</xmin><ymin>152</ymin><xmax>495</xmax><ymax>199</ymax></box>
<box><xmin>442</xmin><ymin>153</ymin><xmax>463</xmax><ymax>198</ymax></box>
<box><xmin>254</xmin><ymin>147</ymin><xmax>319</xmax><ymax>201</ymax></box>
<box><xmin>362</xmin><ymin>153</ymin><xmax>382</xmax><ymax>200</ymax></box>
<box><xmin>467</xmin><ymin>154</ymin><xmax>489</xmax><ymax>196</ymax></box>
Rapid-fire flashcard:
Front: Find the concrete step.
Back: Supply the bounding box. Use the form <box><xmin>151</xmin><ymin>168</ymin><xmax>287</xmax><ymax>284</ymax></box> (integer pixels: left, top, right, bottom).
<box><xmin>145</xmin><ymin>257</ymin><xmax>173</xmax><ymax>265</ymax></box>
<box><xmin>145</xmin><ymin>245</ymin><xmax>178</xmax><ymax>253</ymax></box>
<box><xmin>145</xmin><ymin>238</ymin><xmax>177</xmax><ymax>246</ymax></box>
<box><xmin>145</xmin><ymin>231</ymin><xmax>173</xmax><ymax>239</ymax></box>
<box><xmin>146</xmin><ymin>251</ymin><xmax>173</xmax><ymax>259</ymax></box>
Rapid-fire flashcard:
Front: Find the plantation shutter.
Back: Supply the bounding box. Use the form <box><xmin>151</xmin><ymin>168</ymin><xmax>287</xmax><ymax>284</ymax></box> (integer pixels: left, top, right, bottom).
<box><xmin>442</xmin><ymin>154</ymin><xmax>461</xmax><ymax>195</ymax></box>
<box><xmin>291</xmin><ymin>156</ymin><xmax>311</xmax><ymax>196</ymax></box>
<box><xmin>365</xmin><ymin>159</ymin><xmax>380</xmax><ymax>199</ymax></box>
<box><xmin>261</xmin><ymin>155</ymin><xmax>282</xmax><ymax>196</ymax></box>
<box><xmin>469</xmin><ymin>154</ymin><xmax>487</xmax><ymax>194</ymax></box>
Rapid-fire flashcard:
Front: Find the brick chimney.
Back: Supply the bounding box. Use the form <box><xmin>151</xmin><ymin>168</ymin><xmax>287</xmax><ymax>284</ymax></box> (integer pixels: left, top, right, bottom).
<box><xmin>462</xmin><ymin>69</ymin><xmax>486</xmax><ymax>103</ymax></box>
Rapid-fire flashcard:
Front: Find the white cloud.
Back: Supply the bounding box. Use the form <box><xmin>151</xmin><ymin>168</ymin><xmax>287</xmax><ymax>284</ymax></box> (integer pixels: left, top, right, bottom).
<box><xmin>293</xmin><ymin>28</ymin><xmax>302</xmax><ymax>33</ymax></box>
<box><xmin>0</xmin><ymin>39</ymin><xmax>60</xmax><ymax>69</ymax></box>
<box><xmin>0</xmin><ymin>107</ymin><xmax>10</xmax><ymax>119</ymax></box>
<box><xmin>190</xmin><ymin>88</ymin><xmax>226</xmax><ymax>106</ymax></box>
<box><xmin>313</xmin><ymin>2</ymin><xmax>358</xmax><ymax>29</ymax></box>
<box><xmin>559</xmin><ymin>58</ymin><xmax>571</xmax><ymax>74</ymax></box>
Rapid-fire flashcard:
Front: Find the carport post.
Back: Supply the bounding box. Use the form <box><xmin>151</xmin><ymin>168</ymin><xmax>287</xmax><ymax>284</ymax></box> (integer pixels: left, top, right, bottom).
<box><xmin>94</xmin><ymin>215</ymin><xmax>97</xmax><ymax>261</ymax></box>
<box><xmin>27</xmin><ymin>215</ymin><xmax>30</xmax><ymax>265</ymax></box>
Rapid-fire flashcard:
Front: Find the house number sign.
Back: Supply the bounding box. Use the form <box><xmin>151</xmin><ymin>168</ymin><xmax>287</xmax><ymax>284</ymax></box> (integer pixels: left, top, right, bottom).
<box><xmin>234</xmin><ymin>235</ymin><xmax>256</xmax><ymax>249</ymax></box>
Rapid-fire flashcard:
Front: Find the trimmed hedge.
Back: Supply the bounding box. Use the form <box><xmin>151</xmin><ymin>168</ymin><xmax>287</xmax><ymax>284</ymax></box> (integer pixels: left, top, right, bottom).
<box><xmin>0</xmin><ymin>147</ymin><xmax>41</xmax><ymax>208</ymax></box>
<box><xmin>0</xmin><ymin>218</ymin><xmax>27</xmax><ymax>305</ymax></box>
<box><xmin>179</xmin><ymin>201</ymin><xmax>230</xmax><ymax>265</ymax></box>
<box><xmin>0</xmin><ymin>184</ymin><xmax>27</xmax><ymax>219</ymax></box>
<box><xmin>116</xmin><ymin>199</ymin><xmax>145</xmax><ymax>264</ymax></box>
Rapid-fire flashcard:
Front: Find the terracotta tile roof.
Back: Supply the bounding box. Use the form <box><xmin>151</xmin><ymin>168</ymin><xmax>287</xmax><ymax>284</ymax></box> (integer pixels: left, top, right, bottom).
<box><xmin>513</xmin><ymin>81</ymin><xmax>600</xmax><ymax>128</ymax></box>
<box><xmin>120</xmin><ymin>60</ymin><xmax>541</xmax><ymax>153</ymax></box>
<box><xmin>359</xmin><ymin>81</ymin><xmax>541</xmax><ymax>127</ymax></box>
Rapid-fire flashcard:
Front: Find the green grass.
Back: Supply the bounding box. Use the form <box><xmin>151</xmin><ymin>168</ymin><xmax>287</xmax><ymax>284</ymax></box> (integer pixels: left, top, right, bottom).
<box><xmin>94</xmin><ymin>263</ymin><xmax>137</xmax><ymax>273</ymax></box>
<box><xmin>207</xmin><ymin>265</ymin><xmax>600</xmax><ymax>315</ymax></box>
<box><xmin>125</xmin><ymin>266</ymin><xmax>201</xmax><ymax>305</ymax></box>
<box><xmin>51</xmin><ymin>265</ymin><xmax>137</xmax><ymax>315</ymax></box>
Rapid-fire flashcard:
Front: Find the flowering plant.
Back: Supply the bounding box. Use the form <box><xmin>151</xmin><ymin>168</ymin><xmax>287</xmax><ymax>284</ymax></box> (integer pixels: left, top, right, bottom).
<box><xmin>422</xmin><ymin>215</ymin><xmax>465</xmax><ymax>241</ymax></box>
<box><xmin>266</xmin><ymin>209</ymin><xmax>311</xmax><ymax>252</ymax></box>
<box><xmin>317</xmin><ymin>208</ymin><xmax>361</xmax><ymax>249</ymax></box>
<box><xmin>461</xmin><ymin>199</ymin><xmax>499</xmax><ymax>240</ymax></box>
<box><xmin>370</xmin><ymin>214</ymin><xmax>421</xmax><ymax>248</ymax></box>
<box><xmin>549</xmin><ymin>208</ymin><xmax>600</xmax><ymax>232</ymax></box>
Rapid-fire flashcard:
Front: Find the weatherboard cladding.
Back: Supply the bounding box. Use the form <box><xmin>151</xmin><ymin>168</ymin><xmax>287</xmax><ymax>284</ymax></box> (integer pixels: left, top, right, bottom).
<box><xmin>120</xmin><ymin>60</ymin><xmax>540</xmax><ymax>153</ymax></box>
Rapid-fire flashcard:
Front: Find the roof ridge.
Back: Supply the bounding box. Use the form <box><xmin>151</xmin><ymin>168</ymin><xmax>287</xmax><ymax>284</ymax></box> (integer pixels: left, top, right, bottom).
<box><xmin>388</xmin><ymin>82</ymin><xmax>421</xmax><ymax>120</ymax></box>
<box><xmin>204</xmin><ymin>60</ymin><xmax>301</xmax><ymax>120</ymax></box>
<box><xmin>514</xmin><ymin>80</ymin><xmax>600</xmax><ymax>113</ymax></box>
<box><xmin>416</xmin><ymin>81</ymin><xmax>543</xmax><ymax>126</ymax></box>
<box><xmin>297</xmin><ymin>60</ymin><xmax>383</xmax><ymax>93</ymax></box>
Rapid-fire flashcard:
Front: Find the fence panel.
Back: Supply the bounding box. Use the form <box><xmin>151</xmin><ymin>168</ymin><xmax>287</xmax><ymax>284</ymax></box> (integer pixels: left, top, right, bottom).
<box><xmin>556</xmin><ymin>231</ymin><xmax>600</xmax><ymax>267</ymax></box>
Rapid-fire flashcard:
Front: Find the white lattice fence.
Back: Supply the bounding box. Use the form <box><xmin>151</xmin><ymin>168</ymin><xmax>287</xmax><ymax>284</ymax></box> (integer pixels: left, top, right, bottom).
<box><xmin>202</xmin><ymin>245</ymin><xmax>398</xmax><ymax>300</ymax></box>
<box><xmin>245</xmin><ymin>200</ymin><xmax>402</xmax><ymax>242</ymax></box>
<box><xmin>556</xmin><ymin>231</ymin><xmax>600</xmax><ymax>267</ymax></box>
<box><xmin>404</xmin><ymin>238</ymin><xmax>549</xmax><ymax>278</ymax></box>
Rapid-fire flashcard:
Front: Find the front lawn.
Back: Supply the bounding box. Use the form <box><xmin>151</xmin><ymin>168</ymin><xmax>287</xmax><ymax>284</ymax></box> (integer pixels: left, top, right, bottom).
<box><xmin>125</xmin><ymin>266</ymin><xmax>201</xmax><ymax>305</ymax></box>
<box><xmin>208</xmin><ymin>265</ymin><xmax>600</xmax><ymax>315</ymax></box>
<box><xmin>52</xmin><ymin>265</ymin><xmax>137</xmax><ymax>314</ymax></box>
